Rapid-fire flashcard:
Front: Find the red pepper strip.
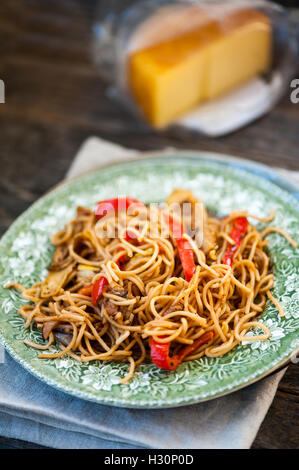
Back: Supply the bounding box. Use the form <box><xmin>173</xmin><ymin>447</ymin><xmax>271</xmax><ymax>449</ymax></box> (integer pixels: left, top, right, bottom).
<box><xmin>125</xmin><ymin>230</ymin><xmax>138</xmax><ymax>242</ymax></box>
<box><xmin>116</xmin><ymin>246</ymin><xmax>127</xmax><ymax>266</ymax></box>
<box><xmin>150</xmin><ymin>331</ymin><xmax>215</xmax><ymax>371</ymax></box>
<box><xmin>176</xmin><ymin>238</ymin><xmax>196</xmax><ymax>282</ymax></box>
<box><xmin>116</xmin><ymin>254</ymin><xmax>126</xmax><ymax>266</ymax></box>
<box><xmin>77</xmin><ymin>284</ymin><xmax>93</xmax><ymax>296</ymax></box>
<box><xmin>116</xmin><ymin>231</ymin><xmax>139</xmax><ymax>266</ymax></box>
<box><xmin>175</xmin><ymin>331</ymin><xmax>215</xmax><ymax>362</ymax></box>
<box><xmin>81</xmin><ymin>252</ymin><xmax>124</xmax><ymax>302</ymax></box>
<box><xmin>92</xmin><ymin>276</ymin><xmax>108</xmax><ymax>305</ymax></box>
<box><xmin>92</xmin><ymin>244</ymin><xmax>129</xmax><ymax>304</ymax></box>
<box><xmin>87</xmin><ymin>196</ymin><xmax>145</xmax><ymax>305</ymax></box>
<box><xmin>94</xmin><ymin>198</ymin><xmax>144</xmax><ymax>268</ymax></box>
<box><xmin>150</xmin><ymin>337</ymin><xmax>176</xmax><ymax>370</ymax></box>
<box><xmin>223</xmin><ymin>217</ymin><xmax>249</xmax><ymax>266</ymax></box>
<box><xmin>91</xmin><ymin>230</ymin><xmax>141</xmax><ymax>305</ymax></box>
<box><xmin>166</xmin><ymin>214</ymin><xmax>196</xmax><ymax>282</ymax></box>
<box><xmin>92</xmin><ymin>252</ymin><xmax>125</xmax><ymax>304</ymax></box>
<box><xmin>95</xmin><ymin>197</ymin><xmax>144</xmax><ymax>219</ymax></box>
<box><xmin>91</xmin><ymin>199</ymin><xmax>152</xmax><ymax>304</ymax></box>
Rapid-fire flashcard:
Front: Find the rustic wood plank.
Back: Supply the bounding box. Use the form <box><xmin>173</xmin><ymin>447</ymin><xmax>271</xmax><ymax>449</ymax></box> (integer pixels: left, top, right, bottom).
<box><xmin>253</xmin><ymin>365</ymin><xmax>299</xmax><ymax>449</ymax></box>
<box><xmin>0</xmin><ymin>437</ymin><xmax>48</xmax><ymax>449</ymax></box>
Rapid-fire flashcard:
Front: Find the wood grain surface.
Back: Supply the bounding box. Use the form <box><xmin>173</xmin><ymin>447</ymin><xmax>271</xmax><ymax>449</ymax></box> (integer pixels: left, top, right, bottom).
<box><xmin>0</xmin><ymin>0</ymin><xmax>298</xmax><ymax>450</ymax></box>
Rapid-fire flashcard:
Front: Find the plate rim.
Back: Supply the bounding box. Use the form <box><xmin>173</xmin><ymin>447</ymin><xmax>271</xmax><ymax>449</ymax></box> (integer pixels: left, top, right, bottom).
<box><xmin>0</xmin><ymin>150</ymin><xmax>298</xmax><ymax>408</ymax></box>
<box><xmin>50</xmin><ymin>149</ymin><xmax>299</xmax><ymax>200</ymax></box>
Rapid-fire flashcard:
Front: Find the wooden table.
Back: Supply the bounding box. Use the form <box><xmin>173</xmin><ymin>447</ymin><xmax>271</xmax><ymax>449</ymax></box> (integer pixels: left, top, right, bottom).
<box><xmin>0</xmin><ymin>0</ymin><xmax>298</xmax><ymax>450</ymax></box>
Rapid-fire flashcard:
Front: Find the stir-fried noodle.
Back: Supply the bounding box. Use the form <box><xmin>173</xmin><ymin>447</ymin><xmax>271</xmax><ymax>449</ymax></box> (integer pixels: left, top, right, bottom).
<box><xmin>7</xmin><ymin>189</ymin><xmax>298</xmax><ymax>383</ymax></box>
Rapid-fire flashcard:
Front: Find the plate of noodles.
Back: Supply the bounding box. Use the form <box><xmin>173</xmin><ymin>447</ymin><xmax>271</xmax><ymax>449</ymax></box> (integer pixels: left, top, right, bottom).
<box><xmin>0</xmin><ymin>153</ymin><xmax>298</xmax><ymax>408</ymax></box>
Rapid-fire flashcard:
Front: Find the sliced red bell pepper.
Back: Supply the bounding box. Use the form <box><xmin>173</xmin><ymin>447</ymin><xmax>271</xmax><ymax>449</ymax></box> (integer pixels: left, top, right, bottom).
<box><xmin>223</xmin><ymin>217</ymin><xmax>249</xmax><ymax>266</ymax></box>
<box><xmin>77</xmin><ymin>284</ymin><xmax>93</xmax><ymax>296</ymax></box>
<box><xmin>90</xmin><ymin>230</ymin><xmax>144</xmax><ymax>305</ymax></box>
<box><xmin>95</xmin><ymin>197</ymin><xmax>144</xmax><ymax>219</ymax></box>
<box><xmin>165</xmin><ymin>214</ymin><xmax>196</xmax><ymax>282</ymax></box>
<box><xmin>91</xmin><ymin>243</ymin><xmax>132</xmax><ymax>305</ymax></box>
<box><xmin>79</xmin><ymin>250</ymin><xmax>124</xmax><ymax>302</ymax></box>
<box><xmin>150</xmin><ymin>331</ymin><xmax>214</xmax><ymax>370</ymax></box>
<box><xmin>125</xmin><ymin>230</ymin><xmax>138</xmax><ymax>242</ymax></box>
<box><xmin>92</xmin><ymin>276</ymin><xmax>108</xmax><ymax>305</ymax></box>
<box><xmin>92</xmin><ymin>198</ymin><xmax>145</xmax><ymax>304</ymax></box>
<box><xmin>92</xmin><ymin>250</ymin><xmax>126</xmax><ymax>304</ymax></box>
<box><xmin>116</xmin><ymin>253</ymin><xmax>126</xmax><ymax>266</ymax></box>
<box><xmin>114</xmin><ymin>232</ymin><xmax>139</xmax><ymax>266</ymax></box>
<box><xmin>150</xmin><ymin>337</ymin><xmax>178</xmax><ymax>370</ymax></box>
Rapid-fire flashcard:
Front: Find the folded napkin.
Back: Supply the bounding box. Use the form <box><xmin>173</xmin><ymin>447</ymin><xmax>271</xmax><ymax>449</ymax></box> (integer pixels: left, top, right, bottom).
<box><xmin>1</xmin><ymin>137</ymin><xmax>298</xmax><ymax>449</ymax></box>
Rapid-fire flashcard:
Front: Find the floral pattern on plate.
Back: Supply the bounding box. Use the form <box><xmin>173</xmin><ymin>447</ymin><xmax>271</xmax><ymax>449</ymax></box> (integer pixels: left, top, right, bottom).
<box><xmin>0</xmin><ymin>154</ymin><xmax>298</xmax><ymax>408</ymax></box>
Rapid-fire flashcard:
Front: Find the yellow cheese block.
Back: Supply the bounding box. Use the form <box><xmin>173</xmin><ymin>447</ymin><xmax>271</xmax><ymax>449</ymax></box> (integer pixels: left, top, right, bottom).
<box><xmin>128</xmin><ymin>8</ymin><xmax>272</xmax><ymax>128</ymax></box>
<box><xmin>206</xmin><ymin>9</ymin><xmax>272</xmax><ymax>100</ymax></box>
<box><xmin>129</xmin><ymin>21</ymin><xmax>220</xmax><ymax>128</ymax></box>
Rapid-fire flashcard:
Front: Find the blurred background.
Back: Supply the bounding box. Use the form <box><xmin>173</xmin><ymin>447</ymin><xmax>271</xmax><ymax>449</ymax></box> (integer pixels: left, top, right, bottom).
<box><xmin>0</xmin><ymin>0</ymin><xmax>298</xmax><ymax>449</ymax></box>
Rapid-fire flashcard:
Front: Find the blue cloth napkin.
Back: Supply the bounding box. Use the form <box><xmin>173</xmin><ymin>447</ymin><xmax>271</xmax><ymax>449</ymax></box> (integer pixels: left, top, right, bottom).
<box><xmin>0</xmin><ymin>353</ymin><xmax>285</xmax><ymax>449</ymax></box>
<box><xmin>1</xmin><ymin>137</ymin><xmax>298</xmax><ymax>449</ymax></box>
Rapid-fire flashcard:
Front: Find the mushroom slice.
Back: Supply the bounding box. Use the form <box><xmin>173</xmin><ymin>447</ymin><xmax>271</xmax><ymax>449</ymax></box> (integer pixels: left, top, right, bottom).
<box><xmin>109</xmin><ymin>286</ymin><xmax>128</xmax><ymax>298</ymax></box>
<box><xmin>54</xmin><ymin>331</ymin><xmax>73</xmax><ymax>346</ymax></box>
<box><xmin>40</xmin><ymin>266</ymin><xmax>72</xmax><ymax>298</ymax></box>
<box><xmin>72</xmin><ymin>232</ymin><xmax>95</xmax><ymax>256</ymax></box>
<box><xmin>50</xmin><ymin>244</ymin><xmax>72</xmax><ymax>271</ymax></box>
<box><xmin>42</xmin><ymin>320</ymin><xmax>59</xmax><ymax>340</ymax></box>
<box><xmin>104</xmin><ymin>300</ymin><xmax>118</xmax><ymax>315</ymax></box>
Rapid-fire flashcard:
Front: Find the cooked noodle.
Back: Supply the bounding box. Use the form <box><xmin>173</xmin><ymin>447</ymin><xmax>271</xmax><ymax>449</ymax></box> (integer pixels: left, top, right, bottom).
<box><xmin>7</xmin><ymin>191</ymin><xmax>298</xmax><ymax>383</ymax></box>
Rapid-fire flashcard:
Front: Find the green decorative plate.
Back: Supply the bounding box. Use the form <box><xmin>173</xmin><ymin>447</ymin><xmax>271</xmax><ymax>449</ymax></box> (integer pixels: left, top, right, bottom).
<box><xmin>0</xmin><ymin>153</ymin><xmax>298</xmax><ymax>408</ymax></box>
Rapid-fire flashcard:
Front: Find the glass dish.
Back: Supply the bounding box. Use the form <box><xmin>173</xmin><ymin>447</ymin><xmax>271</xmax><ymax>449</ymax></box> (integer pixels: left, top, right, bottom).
<box><xmin>92</xmin><ymin>0</ymin><xmax>299</xmax><ymax>136</ymax></box>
